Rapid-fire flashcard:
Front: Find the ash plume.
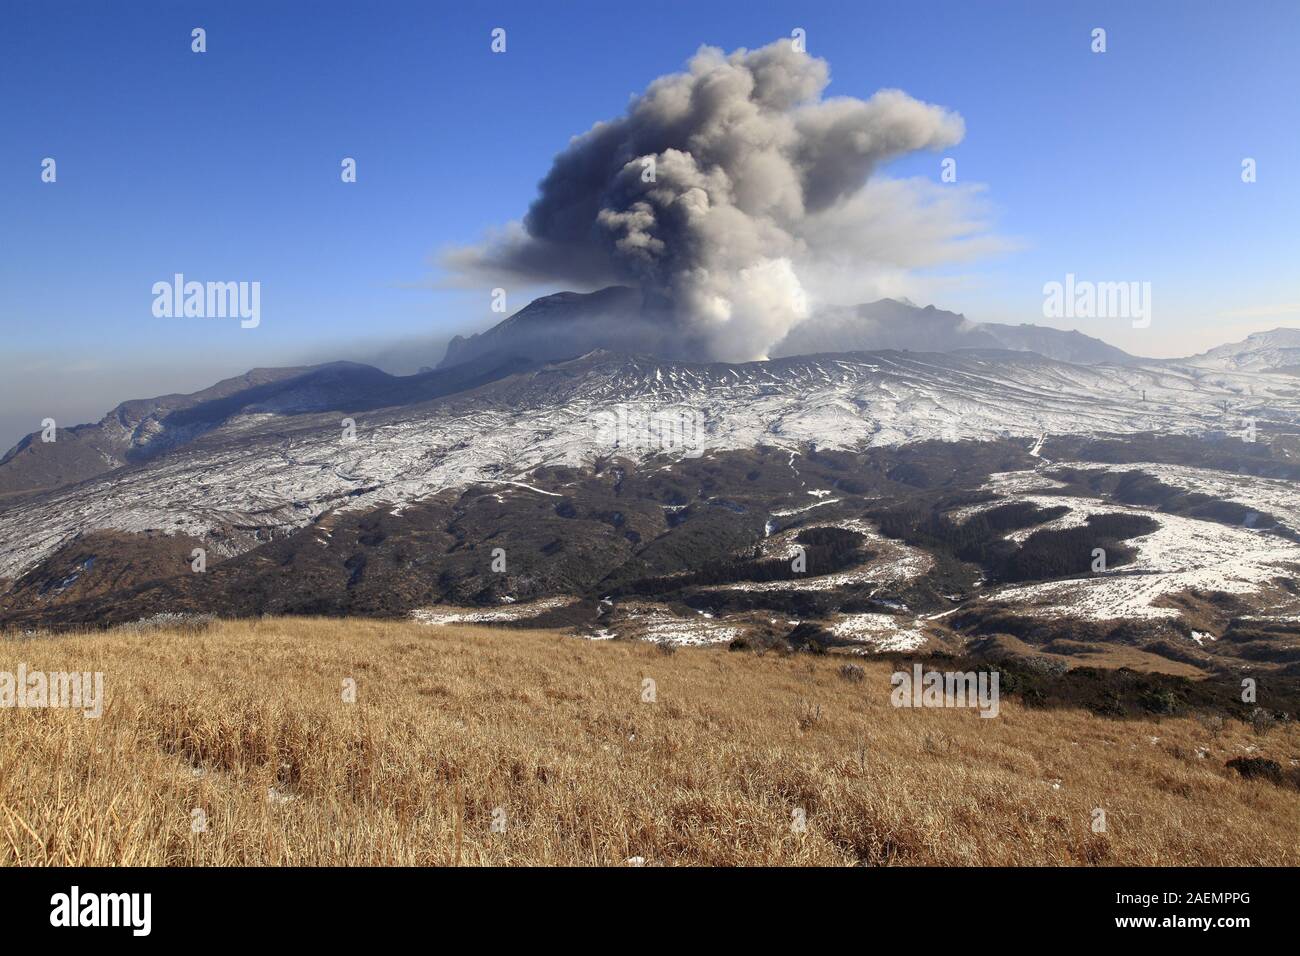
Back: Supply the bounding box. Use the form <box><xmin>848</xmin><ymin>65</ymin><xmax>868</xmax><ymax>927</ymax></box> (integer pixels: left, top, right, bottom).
<box><xmin>446</xmin><ymin>39</ymin><xmax>973</xmax><ymax>361</ymax></box>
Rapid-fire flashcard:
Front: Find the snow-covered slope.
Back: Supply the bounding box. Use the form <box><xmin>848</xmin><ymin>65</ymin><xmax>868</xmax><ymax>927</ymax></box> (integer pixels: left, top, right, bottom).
<box><xmin>0</xmin><ymin>362</ymin><xmax>404</xmax><ymax>498</ymax></box>
<box><xmin>1</xmin><ymin>349</ymin><xmax>1296</xmax><ymax>583</ymax></box>
<box><xmin>1182</xmin><ymin>328</ymin><xmax>1300</xmax><ymax>372</ymax></box>
<box><xmin>957</xmin><ymin>469</ymin><xmax>1300</xmax><ymax>622</ymax></box>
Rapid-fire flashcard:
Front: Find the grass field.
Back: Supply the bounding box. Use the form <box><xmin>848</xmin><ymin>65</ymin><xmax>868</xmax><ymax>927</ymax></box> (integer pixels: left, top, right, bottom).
<box><xmin>1</xmin><ymin>617</ymin><xmax>1296</xmax><ymax>866</ymax></box>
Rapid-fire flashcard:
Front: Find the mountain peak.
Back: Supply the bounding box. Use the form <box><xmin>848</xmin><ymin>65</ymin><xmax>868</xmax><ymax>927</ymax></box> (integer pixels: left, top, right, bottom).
<box><xmin>437</xmin><ymin>286</ymin><xmax>688</xmax><ymax>370</ymax></box>
<box><xmin>439</xmin><ymin>288</ymin><xmax>1138</xmax><ymax>371</ymax></box>
<box><xmin>1246</xmin><ymin>327</ymin><xmax>1300</xmax><ymax>342</ymax></box>
<box><xmin>1183</xmin><ymin>326</ymin><xmax>1300</xmax><ymax>372</ymax></box>
<box><xmin>772</xmin><ymin>298</ymin><xmax>1132</xmax><ymax>365</ymax></box>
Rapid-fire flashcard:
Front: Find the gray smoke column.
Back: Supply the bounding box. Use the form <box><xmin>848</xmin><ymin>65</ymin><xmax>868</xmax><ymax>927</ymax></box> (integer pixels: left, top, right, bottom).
<box><xmin>447</xmin><ymin>40</ymin><xmax>965</xmax><ymax>362</ymax></box>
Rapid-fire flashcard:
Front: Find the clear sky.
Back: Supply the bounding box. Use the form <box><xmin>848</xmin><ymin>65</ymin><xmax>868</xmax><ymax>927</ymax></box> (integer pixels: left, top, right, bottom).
<box><xmin>1</xmin><ymin>0</ymin><xmax>1297</xmax><ymax>450</ymax></box>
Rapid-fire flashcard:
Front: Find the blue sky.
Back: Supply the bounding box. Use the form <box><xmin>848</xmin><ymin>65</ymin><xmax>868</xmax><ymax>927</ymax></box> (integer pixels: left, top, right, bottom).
<box><xmin>1</xmin><ymin>0</ymin><xmax>1297</xmax><ymax>448</ymax></box>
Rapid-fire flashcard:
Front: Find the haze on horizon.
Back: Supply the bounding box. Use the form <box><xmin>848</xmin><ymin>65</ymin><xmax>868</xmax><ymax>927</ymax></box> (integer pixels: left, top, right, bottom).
<box><xmin>2</xmin><ymin>0</ymin><xmax>1297</xmax><ymax>451</ymax></box>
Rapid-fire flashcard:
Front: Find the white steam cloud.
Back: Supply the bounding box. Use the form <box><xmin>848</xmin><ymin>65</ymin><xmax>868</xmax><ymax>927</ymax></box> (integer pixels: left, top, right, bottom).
<box><xmin>445</xmin><ymin>40</ymin><xmax>987</xmax><ymax>361</ymax></box>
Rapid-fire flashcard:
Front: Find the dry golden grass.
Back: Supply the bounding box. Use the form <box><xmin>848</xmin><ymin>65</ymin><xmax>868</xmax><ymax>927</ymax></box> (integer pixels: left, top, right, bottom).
<box><xmin>1</xmin><ymin>616</ymin><xmax>1297</xmax><ymax>866</ymax></box>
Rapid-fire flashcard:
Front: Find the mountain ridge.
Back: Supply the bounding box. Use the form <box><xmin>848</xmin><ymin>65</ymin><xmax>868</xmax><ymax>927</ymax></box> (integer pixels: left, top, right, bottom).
<box><xmin>1181</xmin><ymin>327</ymin><xmax>1300</xmax><ymax>373</ymax></box>
<box><xmin>3</xmin><ymin>290</ymin><xmax>1294</xmax><ymax>502</ymax></box>
<box><xmin>441</xmin><ymin>288</ymin><xmax>1139</xmax><ymax>370</ymax></box>
<box><xmin>3</xmin><ymin>343</ymin><xmax>1296</xmax><ymax>584</ymax></box>
<box><xmin>2</xmin><ymin>341</ymin><xmax>1298</xmax><ymax>671</ymax></box>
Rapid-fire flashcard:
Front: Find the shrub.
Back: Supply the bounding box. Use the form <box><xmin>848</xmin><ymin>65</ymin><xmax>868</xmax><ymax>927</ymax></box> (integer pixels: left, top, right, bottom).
<box><xmin>1226</xmin><ymin>756</ymin><xmax>1283</xmax><ymax>784</ymax></box>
